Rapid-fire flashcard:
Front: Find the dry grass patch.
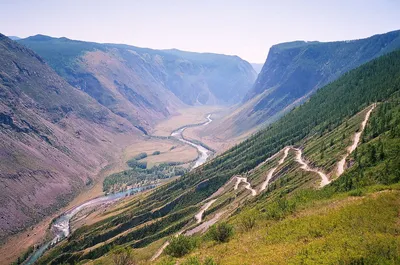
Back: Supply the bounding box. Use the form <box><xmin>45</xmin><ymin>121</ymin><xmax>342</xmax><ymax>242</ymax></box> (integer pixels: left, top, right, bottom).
<box><xmin>152</xmin><ymin>106</ymin><xmax>225</xmax><ymax>137</ymax></box>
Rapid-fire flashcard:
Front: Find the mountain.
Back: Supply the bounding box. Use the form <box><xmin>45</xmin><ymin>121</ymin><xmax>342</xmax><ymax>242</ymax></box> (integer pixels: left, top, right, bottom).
<box><xmin>0</xmin><ymin>34</ymin><xmax>138</xmax><ymax>241</ymax></box>
<box><xmin>212</xmin><ymin>30</ymin><xmax>400</xmax><ymax>138</ymax></box>
<box><xmin>250</xmin><ymin>63</ymin><xmax>263</xmax><ymax>74</ymax></box>
<box><xmin>7</xmin><ymin>36</ymin><xmax>21</xmax><ymax>40</ymax></box>
<box><xmin>33</xmin><ymin>47</ymin><xmax>400</xmax><ymax>264</ymax></box>
<box><xmin>17</xmin><ymin>36</ymin><xmax>257</xmax><ymax>130</ymax></box>
<box><xmin>161</xmin><ymin>49</ymin><xmax>257</xmax><ymax>104</ymax></box>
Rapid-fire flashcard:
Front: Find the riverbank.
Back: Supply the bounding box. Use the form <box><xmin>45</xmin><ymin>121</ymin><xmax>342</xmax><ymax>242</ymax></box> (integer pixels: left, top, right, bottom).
<box><xmin>19</xmin><ymin>112</ymin><xmax>216</xmax><ymax>265</ymax></box>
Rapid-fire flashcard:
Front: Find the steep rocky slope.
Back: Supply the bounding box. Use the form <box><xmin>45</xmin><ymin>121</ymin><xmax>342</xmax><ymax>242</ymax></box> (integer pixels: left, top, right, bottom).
<box><xmin>0</xmin><ymin>34</ymin><xmax>138</xmax><ymax>240</ymax></box>
<box><xmin>18</xmin><ymin>36</ymin><xmax>256</xmax><ymax>130</ymax></box>
<box><xmin>209</xmin><ymin>30</ymin><xmax>400</xmax><ymax>138</ymax></box>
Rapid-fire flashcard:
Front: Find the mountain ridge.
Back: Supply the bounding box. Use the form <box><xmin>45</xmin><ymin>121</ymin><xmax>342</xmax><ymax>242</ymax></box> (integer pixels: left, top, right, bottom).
<box><xmin>17</xmin><ymin>35</ymin><xmax>257</xmax><ymax>130</ymax></box>
<box><xmin>0</xmin><ymin>34</ymin><xmax>140</xmax><ymax>241</ymax></box>
<box><xmin>206</xmin><ymin>29</ymin><xmax>400</xmax><ymax>139</ymax></box>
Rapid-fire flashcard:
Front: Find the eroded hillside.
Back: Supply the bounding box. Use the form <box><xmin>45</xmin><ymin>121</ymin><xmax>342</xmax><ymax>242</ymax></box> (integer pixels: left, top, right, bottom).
<box><xmin>18</xmin><ymin>36</ymin><xmax>256</xmax><ymax>130</ymax></box>
<box><xmin>0</xmin><ymin>34</ymin><xmax>139</xmax><ymax>241</ymax></box>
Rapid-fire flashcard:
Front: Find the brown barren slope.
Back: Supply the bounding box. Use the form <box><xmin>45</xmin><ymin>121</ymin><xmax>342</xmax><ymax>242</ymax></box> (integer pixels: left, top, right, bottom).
<box><xmin>0</xmin><ymin>34</ymin><xmax>140</xmax><ymax>243</ymax></box>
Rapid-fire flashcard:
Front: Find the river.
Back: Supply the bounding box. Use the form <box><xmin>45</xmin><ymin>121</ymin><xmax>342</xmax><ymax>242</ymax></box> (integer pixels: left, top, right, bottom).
<box><xmin>171</xmin><ymin>114</ymin><xmax>213</xmax><ymax>169</ymax></box>
<box><xmin>24</xmin><ymin>185</ymin><xmax>154</xmax><ymax>265</ymax></box>
<box><xmin>24</xmin><ymin>114</ymin><xmax>214</xmax><ymax>264</ymax></box>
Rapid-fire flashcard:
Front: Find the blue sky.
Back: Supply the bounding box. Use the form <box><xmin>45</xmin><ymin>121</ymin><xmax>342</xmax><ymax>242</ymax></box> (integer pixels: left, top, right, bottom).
<box><xmin>1</xmin><ymin>0</ymin><xmax>399</xmax><ymax>62</ymax></box>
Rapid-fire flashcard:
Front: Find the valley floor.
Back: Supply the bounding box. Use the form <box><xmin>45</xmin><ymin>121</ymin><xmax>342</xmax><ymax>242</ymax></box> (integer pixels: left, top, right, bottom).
<box><xmin>0</xmin><ymin>105</ymin><xmax>235</xmax><ymax>265</ymax></box>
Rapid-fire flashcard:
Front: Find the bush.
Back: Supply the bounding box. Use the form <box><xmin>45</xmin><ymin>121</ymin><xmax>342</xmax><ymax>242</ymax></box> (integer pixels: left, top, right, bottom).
<box><xmin>208</xmin><ymin>222</ymin><xmax>234</xmax><ymax>243</ymax></box>
<box><xmin>264</xmin><ymin>198</ymin><xmax>296</xmax><ymax>220</ymax></box>
<box><xmin>111</xmin><ymin>247</ymin><xmax>135</xmax><ymax>265</ymax></box>
<box><xmin>349</xmin><ymin>189</ymin><xmax>364</xmax><ymax>197</ymax></box>
<box><xmin>152</xmin><ymin>151</ymin><xmax>161</xmax><ymax>155</ymax></box>
<box><xmin>239</xmin><ymin>214</ymin><xmax>256</xmax><ymax>231</ymax></box>
<box><xmin>165</xmin><ymin>235</ymin><xmax>196</xmax><ymax>258</ymax></box>
<box><xmin>134</xmin><ymin>152</ymin><xmax>147</xmax><ymax>160</ymax></box>
<box><xmin>126</xmin><ymin>159</ymin><xmax>147</xmax><ymax>169</ymax></box>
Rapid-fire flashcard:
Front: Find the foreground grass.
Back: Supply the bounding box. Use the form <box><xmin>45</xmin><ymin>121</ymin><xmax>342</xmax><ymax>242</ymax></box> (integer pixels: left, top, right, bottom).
<box><xmin>179</xmin><ymin>188</ymin><xmax>400</xmax><ymax>265</ymax></box>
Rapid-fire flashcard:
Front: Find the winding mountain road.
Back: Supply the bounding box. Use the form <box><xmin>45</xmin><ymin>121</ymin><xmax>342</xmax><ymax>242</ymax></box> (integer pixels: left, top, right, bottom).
<box><xmin>195</xmin><ymin>199</ymin><xmax>217</xmax><ymax>224</ymax></box>
<box><xmin>337</xmin><ymin>104</ymin><xmax>376</xmax><ymax>176</ymax></box>
<box><xmin>234</xmin><ymin>177</ymin><xmax>257</xmax><ymax>196</ymax></box>
<box><xmin>151</xmin><ymin>105</ymin><xmax>376</xmax><ymax>261</ymax></box>
<box><xmin>260</xmin><ymin>147</ymin><xmax>290</xmax><ymax>192</ymax></box>
<box><xmin>294</xmin><ymin>148</ymin><xmax>330</xmax><ymax>187</ymax></box>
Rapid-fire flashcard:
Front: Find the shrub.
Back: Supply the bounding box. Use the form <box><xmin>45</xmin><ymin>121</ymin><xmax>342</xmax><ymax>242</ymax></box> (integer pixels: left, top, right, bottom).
<box><xmin>111</xmin><ymin>247</ymin><xmax>135</xmax><ymax>265</ymax></box>
<box><xmin>349</xmin><ymin>189</ymin><xmax>364</xmax><ymax>197</ymax></box>
<box><xmin>165</xmin><ymin>235</ymin><xmax>196</xmax><ymax>258</ymax></box>
<box><xmin>264</xmin><ymin>198</ymin><xmax>296</xmax><ymax>220</ymax></box>
<box><xmin>152</xmin><ymin>151</ymin><xmax>161</xmax><ymax>155</ymax></box>
<box><xmin>126</xmin><ymin>159</ymin><xmax>147</xmax><ymax>169</ymax></box>
<box><xmin>134</xmin><ymin>152</ymin><xmax>147</xmax><ymax>160</ymax></box>
<box><xmin>208</xmin><ymin>222</ymin><xmax>234</xmax><ymax>243</ymax></box>
<box><xmin>239</xmin><ymin>213</ymin><xmax>256</xmax><ymax>231</ymax></box>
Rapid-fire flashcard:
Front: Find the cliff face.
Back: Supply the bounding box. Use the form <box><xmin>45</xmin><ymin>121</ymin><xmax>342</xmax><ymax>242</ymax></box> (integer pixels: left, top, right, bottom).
<box><xmin>18</xmin><ymin>36</ymin><xmax>256</xmax><ymax>130</ymax></box>
<box><xmin>0</xmin><ymin>35</ymin><xmax>137</xmax><ymax>240</ymax></box>
<box><xmin>233</xmin><ymin>30</ymin><xmax>400</xmax><ymax>135</ymax></box>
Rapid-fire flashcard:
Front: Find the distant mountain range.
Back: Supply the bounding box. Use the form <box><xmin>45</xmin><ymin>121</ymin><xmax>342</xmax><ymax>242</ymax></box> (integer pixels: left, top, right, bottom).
<box><xmin>7</xmin><ymin>36</ymin><xmax>21</xmax><ymax>40</ymax></box>
<box><xmin>18</xmin><ymin>36</ymin><xmax>256</xmax><ymax>130</ymax></box>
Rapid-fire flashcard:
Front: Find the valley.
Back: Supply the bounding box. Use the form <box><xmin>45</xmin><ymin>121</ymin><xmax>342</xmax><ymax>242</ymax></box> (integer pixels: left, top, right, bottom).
<box><xmin>1</xmin><ymin>107</ymin><xmax>222</xmax><ymax>265</ymax></box>
<box><xmin>0</xmin><ymin>32</ymin><xmax>252</xmax><ymax>264</ymax></box>
<box><xmin>0</xmin><ymin>24</ymin><xmax>399</xmax><ymax>265</ymax></box>
<box><xmin>24</xmin><ymin>47</ymin><xmax>399</xmax><ymax>265</ymax></box>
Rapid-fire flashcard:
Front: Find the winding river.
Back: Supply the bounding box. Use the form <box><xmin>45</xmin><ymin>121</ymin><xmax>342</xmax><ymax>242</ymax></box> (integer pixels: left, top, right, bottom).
<box><xmin>24</xmin><ymin>185</ymin><xmax>154</xmax><ymax>265</ymax></box>
<box><xmin>171</xmin><ymin>114</ymin><xmax>213</xmax><ymax>169</ymax></box>
<box><xmin>24</xmin><ymin>114</ymin><xmax>214</xmax><ymax>265</ymax></box>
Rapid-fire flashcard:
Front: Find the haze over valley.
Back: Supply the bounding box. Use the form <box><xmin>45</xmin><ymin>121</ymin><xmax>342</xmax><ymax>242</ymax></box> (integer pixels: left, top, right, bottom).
<box><xmin>1</xmin><ymin>1</ymin><xmax>400</xmax><ymax>265</ymax></box>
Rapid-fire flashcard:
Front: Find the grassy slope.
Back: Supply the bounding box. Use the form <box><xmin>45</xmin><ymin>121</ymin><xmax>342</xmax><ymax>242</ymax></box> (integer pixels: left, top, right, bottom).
<box><xmin>158</xmin><ymin>92</ymin><xmax>400</xmax><ymax>264</ymax></box>
<box><xmin>34</xmin><ymin>50</ymin><xmax>400</xmax><ymax>265</ymax></box>
<box><xmin>180</xmin><ymin>188</ymin><xmax>400</xmax><ymax>265</ymax></box>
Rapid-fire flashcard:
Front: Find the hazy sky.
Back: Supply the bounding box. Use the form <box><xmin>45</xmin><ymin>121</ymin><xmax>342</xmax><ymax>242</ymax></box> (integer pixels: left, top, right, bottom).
<box><xmin>1</xmin><ymin>0</ymin><xmax>399</xmax><ymax>62</ymax></box>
